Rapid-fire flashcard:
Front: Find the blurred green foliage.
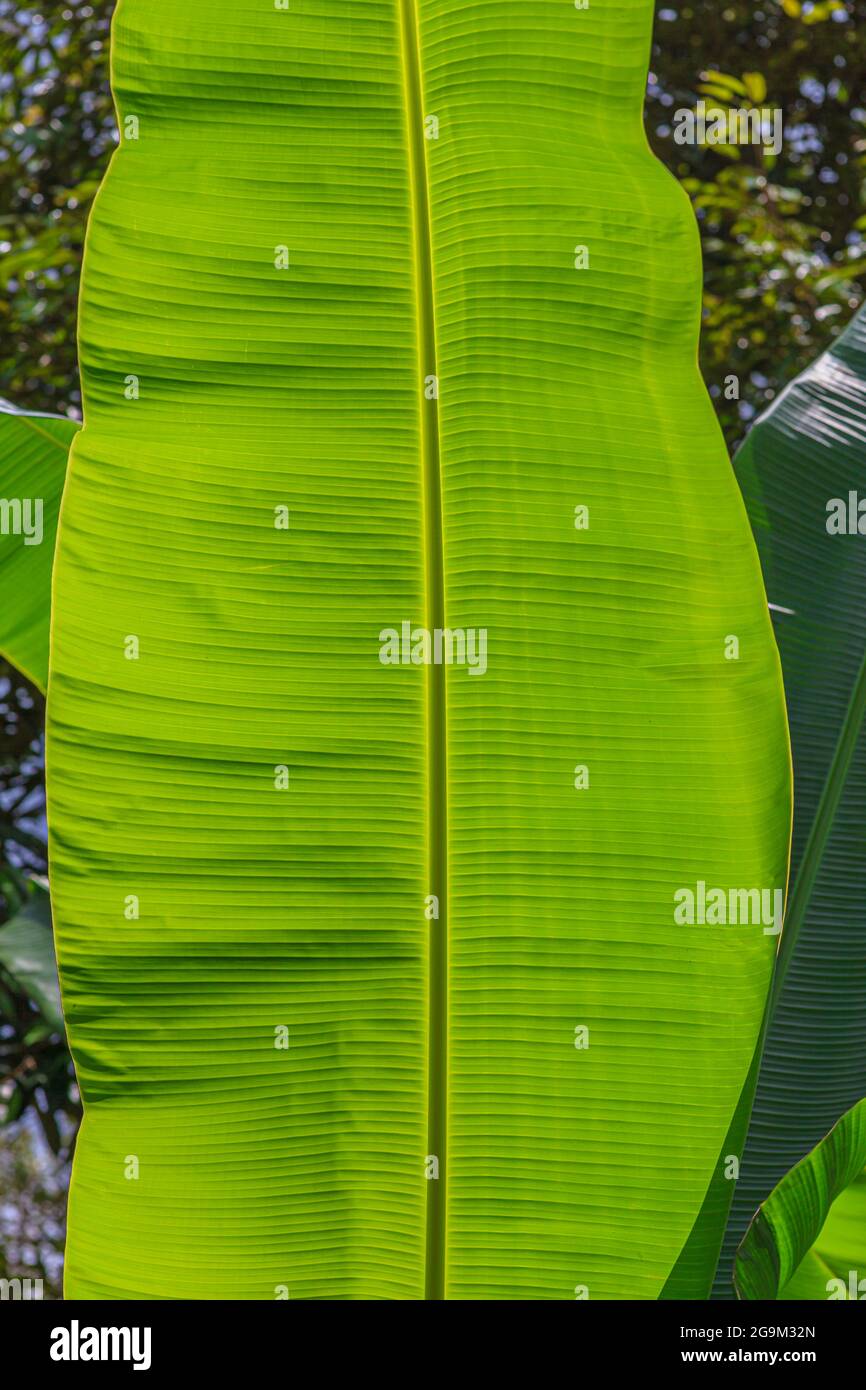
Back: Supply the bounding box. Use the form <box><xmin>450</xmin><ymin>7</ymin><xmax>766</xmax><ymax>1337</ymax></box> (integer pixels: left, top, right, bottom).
<box><xmin>0</xmin><ymin>657</ymin><xmax>74</xmax><ymax>1299</ymax></box>
<box><xmin>0</xmin><ymin>1121</ymin><xmax>68</xmax><ymax>1297</ymax></box>
<box><xmin>0</xmin><ymin>1</ymin><xmax>114</xmax><ymax>417</ymax></box>
<box><xmin>646</xmin><ymin>1</ymin><xmax>866</xmax><ymax>442</ymax></box>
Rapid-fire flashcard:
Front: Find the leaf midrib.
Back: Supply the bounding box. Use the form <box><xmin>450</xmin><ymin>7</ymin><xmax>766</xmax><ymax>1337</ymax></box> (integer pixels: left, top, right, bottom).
<box><xmin>397</xmin><ymin>0</ymin><xmax>448</xmax><ymax>1301</ymax></box>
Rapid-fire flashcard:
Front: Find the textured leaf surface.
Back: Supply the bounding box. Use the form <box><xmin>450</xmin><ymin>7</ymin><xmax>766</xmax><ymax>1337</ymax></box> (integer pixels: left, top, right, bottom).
<box><xmin>48</xmin><ymin>0</ymin><xmax>791</xmax><ymax>1300</ymax></box>
<box><xmin>735</xmin><ymin>1099</ymin><xmax>866</xmax><ymax>1300</ymax></box>
<box><xmin>0</xmin><ymin>402</ymin><xmax>76</xmax><ymax>689</ymax></box>
<box><xmin>717</xmin><ymin>306</ymin><xmax>866</xmax><ymax>1294</ymax></box>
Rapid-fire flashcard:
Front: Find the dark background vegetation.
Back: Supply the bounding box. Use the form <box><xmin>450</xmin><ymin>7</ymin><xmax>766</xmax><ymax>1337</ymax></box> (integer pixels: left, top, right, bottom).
<box><xmin>1</xmin><ymin>0</ymin><xmax>864</xmax><ymax>1297</ymax></box>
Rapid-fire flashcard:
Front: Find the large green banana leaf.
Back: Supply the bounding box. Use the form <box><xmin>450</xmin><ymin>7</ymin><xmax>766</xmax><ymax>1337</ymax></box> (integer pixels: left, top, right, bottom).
<box><xmin>47</xmin><ymin>0</ymin><xmax>791</xmax><ymax>1299</ymax></box>
<box><xmin>0</xmin><ymin>402</ymin><xmax>76</xmax><ymax>690</ymax></box>
<box><xmin>716</xmin><ymin>304</ymin><xmax>866</xmax><ymax>1294</ymax></box>
<box><xmin>735</xmin><ymin>1098</ymin><xmax>866</xmax><ymax>1300</ymax></box>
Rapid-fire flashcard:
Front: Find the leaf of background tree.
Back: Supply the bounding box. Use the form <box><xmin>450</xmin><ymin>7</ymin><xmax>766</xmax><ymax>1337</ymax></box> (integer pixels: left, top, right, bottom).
<box><xmin>0</xmin><ymin>403</ymin><xmax>76</xmax><ymax>690</ymax></box>
<box><xmin>715</xmin><ymin>302</ymin><xmax>866</xmax><ymax>1294</ymax></box>
<box><xmin>0</xmin><ymin>880</ymin><xmax>62</xmax><ymax>1031</ymax></box>
<box><xmin>735</xmin><ymin>1098</ymin><xmax>866</xmax><ymax>1299</ymax></box>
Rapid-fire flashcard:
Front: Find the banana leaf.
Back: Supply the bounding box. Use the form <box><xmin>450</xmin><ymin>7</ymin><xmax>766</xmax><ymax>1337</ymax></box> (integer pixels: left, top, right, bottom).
<box><xmin>0</xmin><ymin>402</ymin><xmax>76</xmax><ymax>690</ymax></box>
<box><xmin>47</xmin><ymin>0</ymin><xmax>791</xmax><ymax>1299</ymax></box>
<box><xmin>716</xmin><ymin>303</ymin><xmax>866</xmax><ymax>1293</ymax></box>
<box><xmin>735</xmin><ymin>1098</ymin><xmax>866</xmax><ymax>1300</ymax></box>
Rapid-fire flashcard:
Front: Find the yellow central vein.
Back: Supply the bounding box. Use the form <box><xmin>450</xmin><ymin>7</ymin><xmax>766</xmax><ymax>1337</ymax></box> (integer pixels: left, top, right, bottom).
<box><xmin>11</xmin><ymin>412</ymin><xmax>77</xmax><ymax>454</ymax></box>
<box><xmin>397</xmin><ymin>0</ymin><xmax>448</xmax><ymax>1302</ymax></box>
